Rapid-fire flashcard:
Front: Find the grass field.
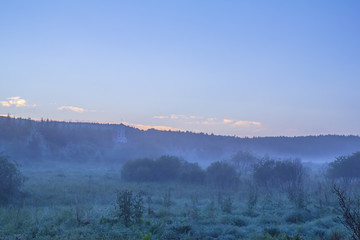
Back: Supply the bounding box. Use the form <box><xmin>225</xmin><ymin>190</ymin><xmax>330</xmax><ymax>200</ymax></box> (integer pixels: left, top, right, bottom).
<box><xmin>0</xmin><ymin>164</ymin><xmax>350</xmax><ymax>240</ymax></box>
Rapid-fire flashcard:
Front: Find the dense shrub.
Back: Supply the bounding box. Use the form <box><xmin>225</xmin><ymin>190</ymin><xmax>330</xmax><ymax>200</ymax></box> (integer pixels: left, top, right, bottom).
<box><xmin>206</xmin><ymin>161</ymin><xmax>239</xmax><ymax>189</ymax></box>
<box><xmin>253</xmin><ymin>158</ymin><xmax>305</xmax><ymax>208</ymax></box>
<box><xmin>221</xmin><ymin>196</ymin><xmax>233</xmax><ymax>213</ymax></box>
<box><xmin>179</xmin><ymin>161</ymin><xmax>205</xmax><ymax>184</ymax></box>
<box><xmin>0</xmin><ymin>155</ymin><xmax>25</xmax><ymax>205</ymax></box>
<box><xmin>155</xmin><ymin>155</ymin><xmax>181</xmax><ymax>181</ymax></box>
<box><xmin>253</xmin><ymin>158</ymin><xmax>304</xmax><ymax>188</ymax></box>
<box><xmin>116</xmin><ymin>190</ymin><xmax>144</xmax><ymax>227</ymax></box>
<box><xmin>121</xmin><ymin>155</ymin><xmax>205</xmax><ymax>184</ymax></box>
<box><xmin>253</xmin><ymin>158</ymin><xmax>276</xmax><ymax>187</ymax></box>
<box><xmin>121</xmin><ymin>158</ymin><xmax>157</xmax><ymax>182</ymax></box>
<box><xmin>328</xmin><ymin>152</ymin><xmax>360</xmax><ymax>180</ymax></box>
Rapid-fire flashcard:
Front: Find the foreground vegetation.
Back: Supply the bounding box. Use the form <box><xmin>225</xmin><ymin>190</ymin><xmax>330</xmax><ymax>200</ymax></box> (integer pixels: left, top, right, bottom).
<box><xmin>2</xmin><ymin>154</ymin><xmax>360</xmax><ymax>240</ymax></box>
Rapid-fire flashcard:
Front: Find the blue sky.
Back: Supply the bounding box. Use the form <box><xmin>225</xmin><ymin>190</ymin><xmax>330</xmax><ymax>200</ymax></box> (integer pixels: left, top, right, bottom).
<box><xmin>1</xmin><ymin>1</ymin><xmax>359</xmax><ymax>136</ymax></box>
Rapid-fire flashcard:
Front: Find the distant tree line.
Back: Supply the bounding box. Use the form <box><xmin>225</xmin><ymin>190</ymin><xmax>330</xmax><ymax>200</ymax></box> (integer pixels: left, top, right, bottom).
<box><xmin>121</xmin><ymin>155</ymin><xmax>240</xmax><ymax>189</ymax></box>
<box><xmin>121</xmin><ymin>153</ymin><xmax>306</xmax><ymax>192</ymax></box>
<box><xmin>1</xmin><ymin>115</ymin><xmax>360</xmax><ymax>164</ymax></box>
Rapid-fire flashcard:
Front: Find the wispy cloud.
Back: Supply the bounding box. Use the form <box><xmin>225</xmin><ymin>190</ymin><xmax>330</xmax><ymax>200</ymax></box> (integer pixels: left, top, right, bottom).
<box><xmin>154</xmin><ymin>114</ymin><xmax>203</xmax><ymax>120</ymax></box>
<box><xmin>0</xmin><ymin>97</ymin><xmax>35</xmax><ymax>108</ymax></box>
<box><xmin>234</xmin><ymin>120</ymin><xmax>261</xmax><ymax>126</ymax></box>
<box><xmin>58</xmin><ymin>106</ymin><xmax>87</xmax><ymax>113</ymax></box>
<box><xmin>153</xmin><ymin>115</ymin><xmax>169</xmax><ymax>119</ymax></box>
<box><xmin>223</xmin><ymin>119</ymin><xmax>234</xmax><ymax>124</ymax></box>
<box><xmin>152</xmin><ymin>114</ymin><xmax>262</xmax><ymax>130</ymax></box>
<box><xmin>170</xmin><ymin>114</ymin><xmax>201</xmax><ymax>120</ymax></box>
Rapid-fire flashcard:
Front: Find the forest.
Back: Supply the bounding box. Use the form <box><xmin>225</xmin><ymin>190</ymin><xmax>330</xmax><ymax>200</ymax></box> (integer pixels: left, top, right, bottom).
<box><xmin>1</xmin><ymin>116</ymin><xmax>360</xmax><ymax>165</ymax></box>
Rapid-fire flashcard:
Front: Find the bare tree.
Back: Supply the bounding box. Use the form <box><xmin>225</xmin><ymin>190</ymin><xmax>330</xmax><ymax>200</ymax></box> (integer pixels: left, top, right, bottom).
<box><xmin>333</xmin><ymin>185</ymin><xmax>360</xmax><ymax>239</ymax></box>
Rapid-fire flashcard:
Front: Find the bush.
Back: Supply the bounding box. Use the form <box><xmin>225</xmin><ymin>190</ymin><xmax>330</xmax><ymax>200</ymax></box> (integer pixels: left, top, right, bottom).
<box><xmin>333</xmin><ymin>185</ymin><xmax>360</xmax><ymax>239</ymax></box>
<box><xmin>116</xmin><ymin>190</ymin><xmax>144</xmax><ymax>227</ymax></box>
<box><xmin>206</xmin><ymin>161</ymin><xmax>239</xmax><ymax>189</ymax></box>
<box><xmin>221</xmin><ymin>196</ymin><xmax>233</xmax><ymax>214</ymax></box>
<box><xmin>121</xmin><ymin>155</ymin><xmax>205</xmax><ymax>183</ymax></box>
<box><xmin>284</xmin><ymin>211</ymin><xmax>312</xmax><ymax>224</ymax></box>
<box><xmin>253</xmin><ymin>158</ymin><xmax>305</xmax><ymax>208</ymax></box>
<box><xmin>253</xmin><ymin>158</ymin><xmax>304</xmax><ymax>188</ymax></box>
<box><xmin>155</xmin><ymin>155</ymin><xmax>181</xmax><ymax>181</ymax></box>
<box><xmin>179</xmin><ymin>161</ymin><xmax>205</xmax><ymax>184</ymax></box>
<box><xmin>328</xmin><ymin>152</ymin><xmax>360</xmax><ymax>180</ymax></box>
<box><xmin>121</xmin><ymin>158</ymin><xmax>157</xmax><ymax>182</ymax></box>
<box><xmin>264</xmin><ymin>233</ymin><xmax>302</xmax><ymax>240</ymax></box>
<box><xmin>230</xmin><ymin>150</ymin><xmax>258</xmax><ymax>176</ymax></box>
<box><xmin>253</xmin><ymin>158</ymin><xmax>276</xmax><ymax>187</ymax></box>
<box><xmin>0</xmin><ymin>155</ymin><xmax>24</xmax><ymax>205</ymax></box>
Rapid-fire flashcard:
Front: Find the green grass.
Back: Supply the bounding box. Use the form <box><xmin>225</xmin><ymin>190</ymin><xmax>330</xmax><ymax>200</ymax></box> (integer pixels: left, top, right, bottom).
<box><xmin>0</xmin><ymin>166</ymin><xmax>349</xmax><ymax>240</ymax></box>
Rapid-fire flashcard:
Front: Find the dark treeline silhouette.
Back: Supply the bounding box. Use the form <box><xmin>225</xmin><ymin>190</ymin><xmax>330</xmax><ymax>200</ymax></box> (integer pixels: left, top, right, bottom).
<box><xmin>121</xmin><ymin>155</ymin><xmax>205</xmax><ymax>184</ymax></box>
<box><xmin>121</xmin><ymin>155</ymin><xmax>239</xmax><ymax>189</ymax></box>
<box><xmin>327</xmin><ymin>151</ymin><xmax>360</xmax><ymax>180</ymax></box>
<box><xmin>1</xmin><ymin>115</ymin><xmax>360</xmax><ymax>164</ymax></box>
<box><xmin>121</xmin><ymin>155</ymin><xmax>308</xmax><ymax>196</ymax></box>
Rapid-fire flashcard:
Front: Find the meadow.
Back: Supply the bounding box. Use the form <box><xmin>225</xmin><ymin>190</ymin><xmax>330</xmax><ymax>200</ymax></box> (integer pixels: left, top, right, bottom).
<box><xmin>0</xmin><ymin>162</ymin><xmax>351</xmax><ymax>240</ymax></box>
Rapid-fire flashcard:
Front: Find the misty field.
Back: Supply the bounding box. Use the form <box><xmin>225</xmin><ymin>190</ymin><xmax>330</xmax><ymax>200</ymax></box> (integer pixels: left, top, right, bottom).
<box><xmin>0</xmin><ymin>163</ymin><xmax>353</xmax><ymax>240</ymax></box>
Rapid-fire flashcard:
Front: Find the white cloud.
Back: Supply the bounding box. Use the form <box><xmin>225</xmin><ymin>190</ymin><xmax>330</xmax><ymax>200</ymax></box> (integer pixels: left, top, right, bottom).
<box><xmin>154</xmin><ymin>114</ymin><xmax>203</xmax><ymax>120</ymax></box>
<box><xmin>0</xmin><ymin>96</ymin><xmax>30</xmax><ymax>108</ymax></box>
<box><xmin>170</xmin><ymin>114</ymin><xmax>187</xmax><ymax>120</ymax></box>
<box><xmin>58</xmin><ymin>106</ymin><xmax>86</xmax><ymax>113</ymax></box>
<box><xmin>223</xmin><ymin>119</ymin><xmax>234</xmax><ymax>124</ymax></box>
<box><xmin>152</xmin><ymin>113</ymin><xmax>262</xmax><ymax>130</ymax></box>
<box><xmin>200</xmin><ymin>121</ymin><xmax>218</xmax><ymax>126</ymax></box>
<box><xmin>176</xmin><ymin>114</ymin><xmax>202</xmax><ymax>120</ymax></box>
<box><xmin>234</xmin><ymin>120</ymin><xmax>261</xmax><ymax>126</ymax></box>
<box><xmin>153</xmin><ymin>115</ymin><xmax>169</xmax><ymax>119</ymax></box>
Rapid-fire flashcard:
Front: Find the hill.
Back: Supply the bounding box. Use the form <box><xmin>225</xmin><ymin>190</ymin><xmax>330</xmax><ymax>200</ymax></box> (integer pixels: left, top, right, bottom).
<box><xmin>0</xmin><ymin>116</ymin><xmax>359</xmax><ymax>165</ymax></box>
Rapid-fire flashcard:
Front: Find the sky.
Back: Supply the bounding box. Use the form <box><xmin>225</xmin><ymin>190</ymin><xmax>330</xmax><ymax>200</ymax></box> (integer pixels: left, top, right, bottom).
<box><xmin>0</xmin><ymin>0</ymin><xmax>359</xmax><ymax>137</ymax></box>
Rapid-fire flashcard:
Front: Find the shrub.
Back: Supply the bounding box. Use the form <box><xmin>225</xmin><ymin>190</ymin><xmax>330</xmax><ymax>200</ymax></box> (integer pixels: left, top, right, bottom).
<box><xmin>264</xmin><ymin>227</ymin><xmax>281</xmax><ymax>237</ymax></box>
<box><xmin>221</xmin><ymin>196</ymin><xmax>233</xmax><ymax>214</ymax></box>
<box><xmin>206</xmin><ymin>161</ymin><xmax>239</xmax><ymax>189</ymax></box>
<box><xmin>205</xmin><ymin>200</ymin><xmax>216</xmax><ymax>218</ymax></box>
<box><xmin>0</xmin><ymin>155</ymin><xmax>24</xmax><ymax>205</ymax></box>
<box><xmin>121</xmin><ymin>158</ymin><xmax>156</xmax><ymax>182</ymax></box>
<box><xmin>333</xmin><ymin>185</ymin><xmax>360</xmax><ymax>239</ymax></box>
<box><xmin>253</xmin><ymin>158</ymin><xmax>276</xmax><ymax>187</ymax></box>
<box><xmin>247</xmin><ymin>183</ymin><xmax>258</xmax><ymax>214</ymax></box>
<box><xmin>264</xmin><ymin>233</ymin><xmax>302</xmax><ymax>240</ymax></box>
<box><xmin>284</xmin><ymin>211</ymin><xmax>312</xmax><ymax>224</ymax></box>
<box><xmin>328</xmin><ymin>152</ymin><xmax>360</xmax><ymax>180</ymax></box>
<box><xmin>230</xmin><ymin>150</ymin><xmax>258</xmax><ymax>176</ymax></box>
<box><xmin>170</xmin><ymin>224</ymin><xmax>192</xmax><ymax>235</ymax></box>
<box><xmin>253</xmin><ymin>158</ymin><xmax>305</xmax><ymax>208</ymax></box>
<box><xmin>253</xmin><ymin>158</ymin><xmax>304</xmax><ymax>188</ymax></box>
<box><xmin>179</xmin><ymin>161</ymin><xmax>205</xmax><ymax>184</ymax></box>
<box><xmin>116</xmin><ymin>190</ymin><xmax>144</xmax><ymax>227</ymax></box>
<box><xmin>275</xmin><ymin>159</ymin><xmax>304</xmax><ymax>186</ymax></box>
<box><xmin>121</xmin><ymin>155</ymin><xmax>205</xmax><ymax>183</ymax></box>
<box><xmin>155</xmin><ymin>155</ymin><xmax>181</xmax><ymax>181</ymax></box>
<box><xmin>232</xmin><ymin>217</ymin><xmax>247</xmax><ymax>227</ymax></box>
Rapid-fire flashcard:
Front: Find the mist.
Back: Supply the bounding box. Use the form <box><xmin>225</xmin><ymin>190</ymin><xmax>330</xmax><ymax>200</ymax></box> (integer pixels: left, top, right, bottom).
<box><xmin>1</xmin><ymin>115</ymin><xmax>360</xmax><ymax>239</ymax></box>
<box><xmin>1</xmin><ymin>0</ymin><xmax>360</xmax><ymax>239</ymax></box>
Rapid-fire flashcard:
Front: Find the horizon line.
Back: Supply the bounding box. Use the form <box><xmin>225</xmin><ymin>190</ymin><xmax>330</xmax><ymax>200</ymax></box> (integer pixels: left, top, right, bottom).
<box><xmin>1</xmin><ymin>114</ymin><xmax>359</xmax><ymax>139</ymax></box>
